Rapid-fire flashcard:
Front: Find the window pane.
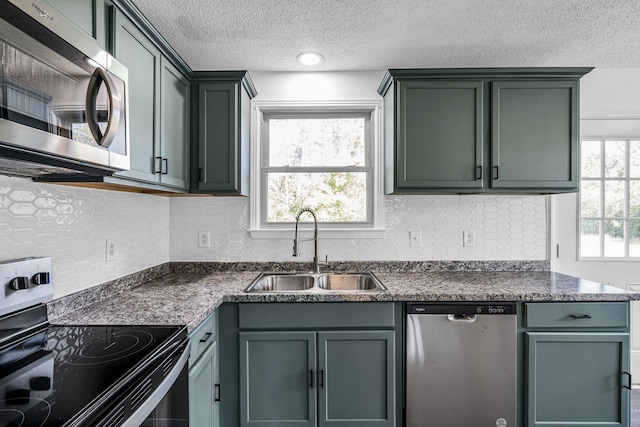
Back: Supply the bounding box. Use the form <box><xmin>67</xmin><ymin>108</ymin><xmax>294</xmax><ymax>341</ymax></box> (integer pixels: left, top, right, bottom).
<box><xmin>581</xmin><ymin>140</ymin><xmax>601</xmax><ymax>178</ymax></box>
<box><xmin>604</xmin><ymin>140</ymin><xmax>626</xmax><ymax>178</ymax></box>
<box><xmin>267</xmin><ymin>172</ymin><xmax>367</xmax><ymax>222</ymax></box>
<box><xmin>269</xmin><ymin>118</ymin><xmax>366</xmax><ymax>167</ymax></box>
<box><xmin>580</xmin><ymin>220</ymin><xmax>601</xmax><ymax>257</ymax></box>
<box><xmin>631</xmin><ymin>141</ymin><xmax>640</xmax><ymax>178</ymax></box>
<box><xmin>580</xmin><ymin>180</ymin><xmax>601</xmax><ymax>218</ymax></box>
<box><xmin>604</xmin><ymin>180</ymin><xmax>626</xmax><ymax>217</ymax></box>
<box><xmin>630</xmin><ymin>220</ymin><xmax>640</xmax><ymax>257</ymax></box>
<box><xmin>604</xmin><ymin>219</ymin><xmax>625</xmax><ymax>257</ymax></box>
<box><xmin>631</xmin><ymin>181</ymin><xmax>640</xmax><ymax>218</ymax></box>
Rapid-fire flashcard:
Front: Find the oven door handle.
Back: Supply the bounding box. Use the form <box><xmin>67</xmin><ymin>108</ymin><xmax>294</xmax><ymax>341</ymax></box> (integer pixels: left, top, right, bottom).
<box><xmin>86</xmin><ymin>67</ymin><xmax>122</xmax><ymax>148</ymax></box>
<box><xmin>121</xmin><ymin>340</ymin><xmax>190</xmax><ymax>427</ymax></box>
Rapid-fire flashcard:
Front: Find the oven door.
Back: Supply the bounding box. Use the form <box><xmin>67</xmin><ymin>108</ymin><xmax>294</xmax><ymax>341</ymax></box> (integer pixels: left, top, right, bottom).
<box><xmin>119</xmin><ymin>341</ymin><xmax>190</xmax><ymax>427</ymax></box>
<box><xmin>138</xmin><ymin>356</ymin><xmax>190</xmax><ymax>427</ymax></box>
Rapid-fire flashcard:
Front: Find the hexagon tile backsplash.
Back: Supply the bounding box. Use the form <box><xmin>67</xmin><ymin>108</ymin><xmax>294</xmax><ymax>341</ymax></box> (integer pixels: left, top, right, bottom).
<box><xmin>169</xmin><ymin>194</ymin><xmax>548</xmax><ymax>263</ymax></box>
<box><xmin>0</xmin><ymin>175</ymin><xmax>170</xmax><ymax>297</ymax></box>
<box><xmin>2</xmin><ymin>174</ymin><xmax>548</xmax><ymax>298</ymax></box>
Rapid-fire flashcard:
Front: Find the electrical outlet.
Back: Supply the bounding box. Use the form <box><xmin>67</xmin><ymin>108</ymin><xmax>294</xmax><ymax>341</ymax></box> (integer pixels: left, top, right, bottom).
<box><xmin>105</xmin><ymin>238</ymin><xmax>117</xmax><ymax>262</ymax></box>
<box><xmin>198</xmin><ymin>231</ymin><xmax>210</xmax><ymax>248</ymax></box>
<box><xmin>409</xmin><ymin>228</ymin><xmax>422</xmax><ymax>248</ymax></box>
<box><xmin>463</xmin><ymin>230</ymin><xmax>475</xmax><ymax>247</ymax></box>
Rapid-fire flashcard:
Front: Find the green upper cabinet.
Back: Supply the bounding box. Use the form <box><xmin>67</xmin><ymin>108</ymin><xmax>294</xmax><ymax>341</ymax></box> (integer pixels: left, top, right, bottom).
<box><xmin>43</xmin><ymin>0</ymin><xmax>106</xmax><ymax>46</ymax></box>
<box><xmin>113</xmin><ymin>8</ymin><xmax>160</xmax><ymax>184</ymax></box>
<box><xmin>112</xmin><ymin>8</ymin><xmax>189</xmax><ymax>191</ymax></box>
<box><xmin>491</xmin><ymin>80</ymin><xmax>578</xmax><ymax>190</ymax></box>
<box><xmin>396</xmin><ymin>80</ymin><xmax>484</xmax><ymax>190</ymax></box>
<box><xmin>159</xmin><ymin>57</ymin><xmax>189</xmax><ymax>189</ymax></box>
<box><xmin>379</xmin><ymin>68</ymin><xmax>592</xmax><ymax>194</ymax></box>
<box><xmin>191</xmin><ymin>72</ymin><xmax>257</xmax><ymax>195</ymax></box>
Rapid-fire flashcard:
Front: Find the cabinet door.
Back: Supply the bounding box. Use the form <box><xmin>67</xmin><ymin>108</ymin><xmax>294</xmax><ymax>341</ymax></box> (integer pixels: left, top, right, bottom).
<box><xmin>491</xmin><ymin>80</ymin><xmax>578</xmax><ymax>190</ymax></box>
<box><xmin>189</xmin><ymin>341</ymin><xmax>217</xmax><ymax>427</ymax></box>
<box><xmin>44</xmin><ymin>0</ymin><xmax>105</xmax><ymax>46</ymax></box>
<box><xmin>396</xmin><ymin>80</ymin><xmax>484</xmax><ymax>190</ymax></box>
<box><xmin>113</xmin><ymin>9</ymin><xmax>161</xmax><ymax>184</ymax></box>
<box><xmin>526</xmin><ymin>332</ymin><xmax>630</xmax><ymax>427</ymax></box>
<box><xmin>160</xmin><ymin>57</ymin><xmax>189</xmax><ymax>189</ymax></box>
<box><xmin>317</xmin><ymin>331</ymin><xmax>395</xmax><ymax>427</ymax></box>
<box><xmin>239</xmin><ymin>331</ymin><xmax>317</xmax><ymax>427</ymax></box>
<box><xmin>197</xmin><ymin>82</ymin><xmax>241</xmax><ymax>193</ymax></box>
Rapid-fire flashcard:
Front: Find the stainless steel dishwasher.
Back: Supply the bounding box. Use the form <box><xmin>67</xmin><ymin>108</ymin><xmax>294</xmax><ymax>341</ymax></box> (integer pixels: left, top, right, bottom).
<box><xmin>405</xmin><ymin>302</ymin><xmax>517</xmax><ymax>427</ymax></box>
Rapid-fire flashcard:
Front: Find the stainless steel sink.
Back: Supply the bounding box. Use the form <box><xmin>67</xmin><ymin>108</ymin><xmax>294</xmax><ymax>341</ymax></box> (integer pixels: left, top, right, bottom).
<box><xmin>244</xmin><ymin>272</ymin><xmax>386</xmax><ymax>292</ymax></box>
<box><xmin>316</xmin><ymin>273</ymin><xmax>384</xmax><ymax>291</ymax></box>
<box><xmin>246</xmin><ymin>274</ymin><xmax>314</xmax><ymax>291</ymax></box>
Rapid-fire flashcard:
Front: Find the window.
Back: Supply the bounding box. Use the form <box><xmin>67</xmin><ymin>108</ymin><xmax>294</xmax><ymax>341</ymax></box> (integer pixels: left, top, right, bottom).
<box><xmin>579</xmin><ymin>139</ymin><xmax>640</xmax><ymax>258</ymax></box>
<box><xmin>249</xmin><ymin>102</ymin><xmax>384</xmax><ymax>238</ymax></box>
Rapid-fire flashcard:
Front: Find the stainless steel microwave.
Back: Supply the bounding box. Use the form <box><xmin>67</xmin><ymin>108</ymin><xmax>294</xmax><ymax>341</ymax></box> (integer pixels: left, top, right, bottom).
<box><xmin>0</xmin><ymin>0</ymin><xmax>129</xmax><ymax>178</ymax></box>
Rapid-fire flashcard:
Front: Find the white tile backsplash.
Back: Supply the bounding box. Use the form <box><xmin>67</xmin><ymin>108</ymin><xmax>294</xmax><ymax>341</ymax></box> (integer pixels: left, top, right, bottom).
<box><xmin>0</xmin><ymin>176</ymin><xmax>170</xmax><ymax>297</ymax></box>
<box><xmin>169</xmin><ymin>194</ymin><xmax>547</xmax><ymax>262</ymax></box>
<box><xmin>1</xmin><ymin>174</ymin><xmax>547</xmax><ymax>296</ymax></box>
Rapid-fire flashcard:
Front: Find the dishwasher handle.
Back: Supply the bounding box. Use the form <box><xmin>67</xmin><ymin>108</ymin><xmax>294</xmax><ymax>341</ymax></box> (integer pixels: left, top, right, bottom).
<box><xmin>447</xmin><ymin>314</ymin><xmax>478</xmax><ymax>323</ymax></box>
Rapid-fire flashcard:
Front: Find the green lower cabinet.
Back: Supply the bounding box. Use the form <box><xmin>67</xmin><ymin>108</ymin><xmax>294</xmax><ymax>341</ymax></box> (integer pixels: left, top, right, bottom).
<box><xmin>317</xmin><ymin>331</ymin><xmax>395</xmax><ymax>426</ymax></box>
<box><xmin>239</xmin><ymin>330</ymin><xmax>395</xmax><ymax>427</ymax></box>
<box><xmin>189</xmin><ymin>341</ymin><xmax>220</xmax><ymax>427</ymax></box>
<box><xmin>526</xmin><ymin>332</ymin><xmax>630</xmax><ymax>427</ymax></box>
<box><xmin>239</xmin><ymin>331</ymin><xmax>317</xmax><ymax>427</ymax></box>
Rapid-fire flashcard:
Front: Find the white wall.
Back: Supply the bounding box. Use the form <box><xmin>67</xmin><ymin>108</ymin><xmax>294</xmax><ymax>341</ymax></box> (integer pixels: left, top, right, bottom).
<box><xmin>0</xmin><ymin>175</ymin><xmax>170</xmax><ymax>297</ymax></box>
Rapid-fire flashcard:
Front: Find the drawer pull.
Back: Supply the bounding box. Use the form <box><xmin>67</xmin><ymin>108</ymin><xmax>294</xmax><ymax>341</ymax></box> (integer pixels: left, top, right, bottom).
<box><xmin>623</xmin><ymin>372</ymin><xmax>632</xmax><ymax>390</ymax></box>
<box><xmin>214</xmin><ymin>384</ymin><xmax>221</xmax><ymax>401</ymax></box>
<box><xmin>200</xmin><ymin>332</ymin><xmax>213</xmax><ymax>343</ymax></box>
<box><xmin>568</xmin><ymin>314</ymin><xmax>592</xmax><ymax>319</ymax></box>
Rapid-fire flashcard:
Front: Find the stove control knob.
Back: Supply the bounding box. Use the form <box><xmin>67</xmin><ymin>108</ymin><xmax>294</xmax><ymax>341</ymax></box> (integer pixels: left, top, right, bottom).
<box><xmin>9</xmin><ymin>276</ymin><xmax>29</xmax><ymax>290</ymax></box>
<box><xmin>32</xmin><ymin>272</ymin><xmax>51</xmax><ymax>285</ymax></box>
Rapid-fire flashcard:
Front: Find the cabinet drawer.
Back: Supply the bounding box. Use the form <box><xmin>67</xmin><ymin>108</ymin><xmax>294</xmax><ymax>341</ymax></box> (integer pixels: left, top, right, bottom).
<box><xmin>525</xmin><ymin>302</ymin><xmax>628</xmax><ymax>329</ymax></box>
<box><xmin>239</xmin><ymin>302</ymin><xmax>395</xmax><ymax>329</ymax></box>
<box><xmin>189</xmin><ymin>311</ymin><xmax>217</xmax><ymax>363</ymax></box>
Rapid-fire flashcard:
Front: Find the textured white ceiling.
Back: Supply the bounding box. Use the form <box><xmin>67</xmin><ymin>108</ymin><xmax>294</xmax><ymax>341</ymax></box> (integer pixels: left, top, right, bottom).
<box><xmin>130</xmin><ymin>0</ymin><xmax>640</xmax><ymax>71</ymax></box>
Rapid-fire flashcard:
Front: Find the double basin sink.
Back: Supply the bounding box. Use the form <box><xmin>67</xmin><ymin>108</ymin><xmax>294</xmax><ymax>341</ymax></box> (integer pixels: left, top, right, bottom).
<box><xmin>245</xmin><ymin>272</ymin><xmax>387</xmax><ymax>292</ymax></box>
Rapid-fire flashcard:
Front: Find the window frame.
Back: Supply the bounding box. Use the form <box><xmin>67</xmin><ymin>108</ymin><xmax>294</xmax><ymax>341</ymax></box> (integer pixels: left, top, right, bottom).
<box><xmin>579</xmin><ymin>133</ymin><xmax>640</xmax><ymax>260</ymax></box>
<box><xmin>248</xmin><ymin>101</ymin><xmax>385</xmax><ymax>239</ymax></box>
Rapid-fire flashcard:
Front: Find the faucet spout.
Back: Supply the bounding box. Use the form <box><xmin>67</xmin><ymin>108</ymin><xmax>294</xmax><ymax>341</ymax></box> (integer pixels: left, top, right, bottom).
<box><xmin>292</xmin><ymin>208</ymin><xmax>323</xmax><ymax>273</ymax></box>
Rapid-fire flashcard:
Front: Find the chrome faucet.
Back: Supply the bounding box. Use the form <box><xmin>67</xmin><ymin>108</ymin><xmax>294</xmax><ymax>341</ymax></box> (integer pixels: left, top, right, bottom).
<box><xmin>292</xmin><ymin>208</ymin><xmax>327</xmax><ymax>273</ymax></box>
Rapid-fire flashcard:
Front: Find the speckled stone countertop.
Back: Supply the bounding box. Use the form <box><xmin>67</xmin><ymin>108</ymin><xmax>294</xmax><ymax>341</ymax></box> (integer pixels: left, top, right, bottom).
<box><xmin>49</xmin><ymin>262</ymin><xmax>639</xmax><ymax>334</ymax></box>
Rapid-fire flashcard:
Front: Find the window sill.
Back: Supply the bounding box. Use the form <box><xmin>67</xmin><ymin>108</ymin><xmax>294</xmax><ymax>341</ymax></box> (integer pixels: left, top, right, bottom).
<box><xmin>248</xmin><ymin>228</ymin><xmax>387</xmax><ymax>239</ymax></box>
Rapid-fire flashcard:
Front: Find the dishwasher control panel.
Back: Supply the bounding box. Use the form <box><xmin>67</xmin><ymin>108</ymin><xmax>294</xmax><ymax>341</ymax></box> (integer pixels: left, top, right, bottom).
<box><xmin>406</xmin><ymin>302</ymin><xmax>516</xmax><ymax>315</ymax></box>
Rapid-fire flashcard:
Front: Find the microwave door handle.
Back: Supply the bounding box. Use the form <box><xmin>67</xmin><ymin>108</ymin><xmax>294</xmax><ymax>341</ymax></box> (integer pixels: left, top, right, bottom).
<box><xmin>86</xmin><ymin>68</ymin><xmax>122</xmax><ymax>148</ymax></box>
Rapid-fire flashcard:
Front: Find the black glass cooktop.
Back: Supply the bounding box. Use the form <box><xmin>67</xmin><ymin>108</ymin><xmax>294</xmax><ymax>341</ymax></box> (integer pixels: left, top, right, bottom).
<box><xmin>0</xmin><ymin>324</ymin><xmax>184</xmax><ymax>427</ymax></box>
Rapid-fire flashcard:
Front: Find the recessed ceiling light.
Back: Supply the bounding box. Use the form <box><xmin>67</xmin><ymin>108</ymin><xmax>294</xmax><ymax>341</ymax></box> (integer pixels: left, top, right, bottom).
<box><xmin>297</xmin><ymin>52</ymin><xmax>323</xmax><ymax>66</ymax></box>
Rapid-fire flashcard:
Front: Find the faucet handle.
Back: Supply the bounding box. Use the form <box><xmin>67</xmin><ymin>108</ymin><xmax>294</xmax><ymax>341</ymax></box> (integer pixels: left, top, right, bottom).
<box><xmin>320</xmin><ymin>255</ymin><xmax>329</xmax><ymax>265</ymax></box>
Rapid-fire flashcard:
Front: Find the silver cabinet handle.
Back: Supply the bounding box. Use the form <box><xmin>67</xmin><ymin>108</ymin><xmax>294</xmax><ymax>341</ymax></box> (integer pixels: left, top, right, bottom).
<box><xmin>86</xmin><ymin>67</ymin><xmax>121</xmax><ymax>148</ymax></box>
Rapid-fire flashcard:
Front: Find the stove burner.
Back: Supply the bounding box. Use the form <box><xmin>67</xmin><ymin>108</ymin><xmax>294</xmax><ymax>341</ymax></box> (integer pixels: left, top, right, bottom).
<box><xmin>62</xmin><ymin>330</ymin><xmax>154</xmax><ymax>366</ymax></box>
<box><xmin>0</xmin><ymin>397</ymin><xmax>52</xmax><ymax>427</ymax></box>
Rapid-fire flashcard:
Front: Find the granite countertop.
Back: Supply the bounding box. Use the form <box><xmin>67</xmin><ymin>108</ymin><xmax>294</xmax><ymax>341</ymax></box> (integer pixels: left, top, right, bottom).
<box><xmin>49</xmin><ymin>263</ymin><xmax>639</xmax><ymax>334</ymax></box>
